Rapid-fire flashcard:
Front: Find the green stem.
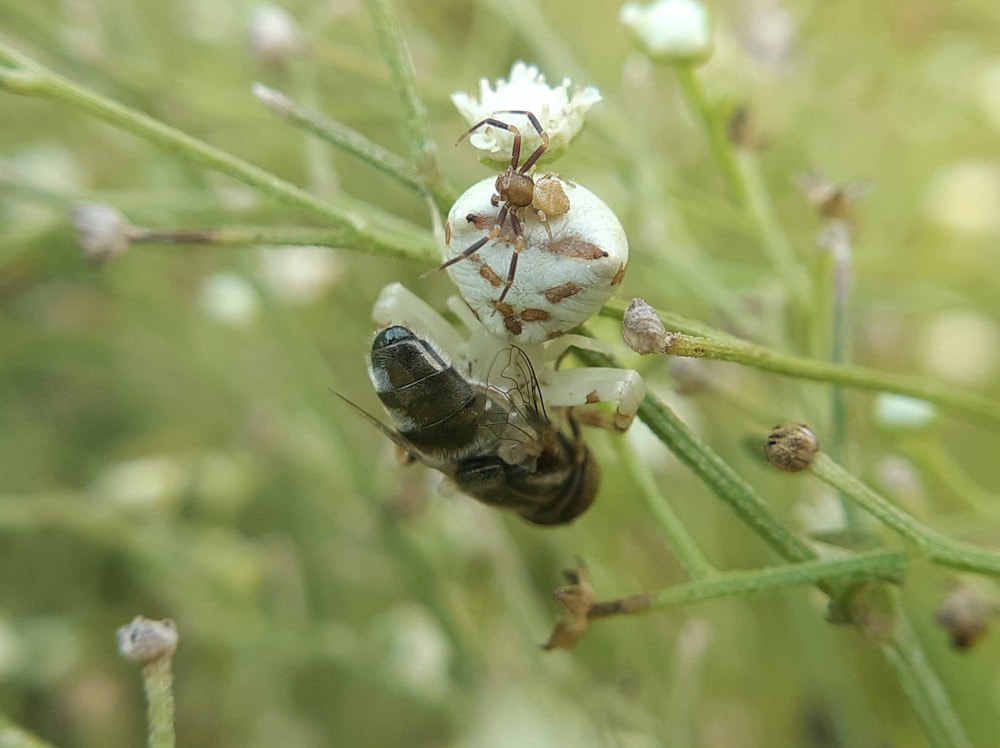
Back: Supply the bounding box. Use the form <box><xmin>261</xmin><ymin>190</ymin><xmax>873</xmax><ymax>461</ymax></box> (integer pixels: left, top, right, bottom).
<box><xmin>363</xmin><ymin>0</ymin><xmax>447</xmax><ymax>213</ymax></box>
<box><xmin>674</xmin><ymin>66</ymin><xmax>810</xmax><ymax>305</ymax></box>
<box><xmin>615</xmin><ymin>438</ymin><xmax>715</xmax><ymax>579</ymax></box>
<box><xmin>673</xmin><ymin>65</ymin><xmax>748</xmax><ymax>208</ymax></box>
<box><xmin>589</xmin><ymin>549</ymin><xmax>907</xmax><ymax>617</ymax></box>
<box><xmin>252</xmin><ymin>83</ymin><xmax>425</xmax><ymax>194</ymax></box>
<box><xmin>142</xmin><ymin>657</ymin><xmax>176</xmax><ymax>748</ymax></box>
<box><xmin>575</xmin><ymin>348</ymin><xmax>822</xmax><ymax>574</ymax></box>
<box><xmin>608</xmin><ymin>313</ymin><xmax>1000</xmax><ymax>429</ymax></box>
<box><xmin>635</xmin><ymin>390</ymin><xmax>822</xmax><ymax>568</ymax></box>
<box><xmin>879</xmin><ymin>612</ymin><xmax>974</xmax><ymax>748</ymax></box>
<box><xmin>0</xmin><ymin>42</ymin><xmax>438</xmax><ymax>264</ymax></box>
<box><xmin>127</xmin><ymin>224</ymin><xmax>355</xmax><ymax>247</ymax></box>
<box><xmin>811</xmin><ymin>452</ymin><xmax>1000</xmax><ymax>577</ymax></box>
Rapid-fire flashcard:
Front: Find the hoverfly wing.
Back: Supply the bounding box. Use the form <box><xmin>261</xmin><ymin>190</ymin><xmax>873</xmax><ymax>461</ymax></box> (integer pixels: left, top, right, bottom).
<box><xmin>333</xmin><ymin>391</ymin><xmax>442</xmax><ymax>468</ymax></box>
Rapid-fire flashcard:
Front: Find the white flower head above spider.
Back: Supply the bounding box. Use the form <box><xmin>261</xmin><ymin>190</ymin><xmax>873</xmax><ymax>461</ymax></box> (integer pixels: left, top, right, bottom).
<box><xmin>451</xmin><ymin>61</ymin><xmax>602</xmax><ymax>168</ymax></box>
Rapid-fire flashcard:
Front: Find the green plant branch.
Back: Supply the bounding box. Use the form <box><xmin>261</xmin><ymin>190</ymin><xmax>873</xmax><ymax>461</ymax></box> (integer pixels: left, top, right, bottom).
<box><xmin>673</xmin><ymin>66</ymin><xmax>810</xmax><ymax>305</ymax></box>
<box><xmin>615</xmin><ymin>438</ymin><xmax>715</xmax><ymax>579</ymax></box>
<box><xmin>363</xmin><ymin>0</ymin><xmax>447</xmax><ymax>211</ymax></box>
<box><xmin>880</xmin><ymin>612</ymin><xmax>974</xmax><ymax>748</ymax></box>
<box><xmin>602</xmin><ymin>300</ymin><xmax>1000</xmax><ymax>429</ymax></box>
<box><xmin>810</xmin><ymin>452</ymin><xmax>1000</xmax><ymax>578</ymax></box>
<box><xmin>0</xmin><ymin>41</ymin><xmax>438</xmax><ymax>264</ymax></box>
<box><xmin>588</xmin><ymin>549</ymin><xmax>907</xmax><ymax>618</ymax></box>
<box><xmin>142</xmin><ymin>656</ymin><xmax>176</xmax><ymax>748</ymax></box>
<box><xmin>575</xmin><ymin>348</ymin><xmax>825</xmax><ymax>574</ymax></box>
<box><xmin>252</xmin><ymin>82</ymin><xmax>456</xmax><ymax>212</ymax></box>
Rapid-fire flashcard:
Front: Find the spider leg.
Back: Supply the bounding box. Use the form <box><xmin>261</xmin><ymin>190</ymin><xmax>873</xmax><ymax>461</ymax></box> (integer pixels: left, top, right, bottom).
<box><xmin>439</xmin><ymin>204</ymin><xmax>511</xmax><ymax>271</ymax></box>
<box><xmin>497</xmin><ymin>211</ymin><xmax>524</xmax><ymax>303</ymax></box>
<box><xmin>457</xmin><ymin>117</ymin><xmax>523</xmax><ymax>171</ymax></box>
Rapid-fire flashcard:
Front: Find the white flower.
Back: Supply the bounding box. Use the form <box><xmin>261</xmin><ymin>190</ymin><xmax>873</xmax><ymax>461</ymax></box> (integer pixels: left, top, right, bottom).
<box><xmin>248</xmin><ymin>5</ymin><xmax>303</xmax><ymax>66</ymax></box>
<box><xmin>874</xmin><ymin>394</ymin><xmax>937</xmax><ymax>430</ymax></box>
<box><xmin>451</xmin><ymin>61</ymin><xmax>602</xmax><ymax>166</ymax></box>
<box><xmin>257</xmin><ymin>245</ymin><xmax>342</xmax><ymax>304</ymax></box>
<box><xmin>199</xmin><ymin>272</ymin><xmax>259</xmax><ymax>326</ymax></box>
<box><xmin>620</xmin><ymin>0</ymin><xmax>712</xmax><ymax>63</ymax></box>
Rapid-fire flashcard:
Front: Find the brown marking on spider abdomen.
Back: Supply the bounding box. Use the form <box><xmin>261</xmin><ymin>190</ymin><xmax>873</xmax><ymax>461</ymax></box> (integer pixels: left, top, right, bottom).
<box><xmin>492</xmin><ymin>300</ymin><xmax>523</xmax><ymax>336</ymax></box>
<box><xmin>543</xmin><ymin>282</ymin><xmax>584</xmax><ymax>304</ymax></box>
<box><xmin>611</xmin><ymin>262</ymin><xmax>627</xmax><ymax>286</ymax></box>
<box><xmin>520</xmin><ymin>308</ymin><xmax>551</xmax><ymax>322</ymax></box>
<box><xmin>466</xmin><ymin>213</ymin><xmax>496</xmax><ymax>231</ymax></box>
<box><xmin>479</xmin><ymin>264</ymin><xmax>504</xmax><ymax>288</ymax></box>
<box><xmin>585</xmin><ymin>391</ymin><xmax>601</xmax><ymax>404</ymax></box>
<box><xmin>546</xmin><ymin>236</ymin><xmax>608</xmax><ymax>260</ymax></box>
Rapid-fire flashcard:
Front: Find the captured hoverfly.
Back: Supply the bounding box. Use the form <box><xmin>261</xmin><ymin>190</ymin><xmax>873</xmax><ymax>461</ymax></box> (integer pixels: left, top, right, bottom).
<box><xmin>341</xmin><ymin>325</ymin><xmax>598</xmax><ymax>525</ymax></box>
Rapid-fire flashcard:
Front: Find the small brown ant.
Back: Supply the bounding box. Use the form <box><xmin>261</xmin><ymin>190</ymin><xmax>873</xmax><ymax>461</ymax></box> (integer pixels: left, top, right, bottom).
<box><xmin>439</xmin><ymin>109</ymin><xmax>570</xmax><ymax>303</ymax></box>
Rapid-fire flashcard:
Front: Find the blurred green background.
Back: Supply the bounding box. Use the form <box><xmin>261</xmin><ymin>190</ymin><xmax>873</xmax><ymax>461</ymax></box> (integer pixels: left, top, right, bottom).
<box><xmin>2</xmin><ymin>0</ymin><xmax>1000</xmax><ymax>746</ymax></box>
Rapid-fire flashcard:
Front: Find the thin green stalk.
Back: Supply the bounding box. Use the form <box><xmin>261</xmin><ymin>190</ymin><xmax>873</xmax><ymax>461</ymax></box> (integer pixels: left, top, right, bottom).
<box><xmin>879</xmin><ymin>612</ymin><xmax>974</xmax><ymax>748</ymax></box>
<box><xmin>575</xmin><ymin>348</ymin><xmax>823</xmax><ymax>572</ymax></box>
<box><xmin>634</xmin><ymin>389</ymin><xmax>822</xmax><ymax>568</ymax></box>
<box><xmin>811</xmin><ymin>452</ymin><xmax>1000</xmax><ymax>577</ymax></box>
<box><xmin>673</xmin><ymin>65</ymin><xmax>749</xmax><ymax>208</ymax></box>
<box><xmin>602</xmin><ymin>301</ymin><xmax>1000</xmax><ymax>428</ymax></box>
<box><xmin>735</xmin><ymin>148</ymin><xmax>812</xmax><ymax>303</ymax></box>
<box><xmin>252</xmin><ymin>82</ymin><xmax>426</xmax><ymax>196</ymax></box>
<box><xmin>674</xmin><ymin>66</ymin><xmax>810</xmax><ymax>306</ymax></box>
<box><xmin>589</xmin><ymin>549</ymin><xmax>907</xmax><ymax>617</ymax></box>
<box><xmin>615</xmin><ymin>438</ymin><xmax>715</xmax><ymax>579</ymax></box>
<box><xmin>127</xmin><ymin>224</ymin><xmax>355</xmax><ymax>247</ymax></box>
<box><xmin>363</xmin><ymin>0</ymin><xmax>446</xmax><ymax>210</ymax></box>
<box><xmin>0</xmin><ymin>42</ymin><xmax>438</xmax><ymax>264</ymax></box>
<box><xmin>142</xmin><ymin>657</ymin><xmax>176</xmax><ymax>748</ymax></box>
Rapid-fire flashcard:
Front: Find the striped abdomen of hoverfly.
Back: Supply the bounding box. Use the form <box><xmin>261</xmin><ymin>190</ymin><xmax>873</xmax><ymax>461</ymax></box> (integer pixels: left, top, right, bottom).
<box><xmin>365</xmin><ymin>324</ymin><xmax>599</xmax><ymax>526</ymax></box>
<box><xmin>453</xmin><ymin>420</ymin><xmax>599</xmax><ymax>525</ymax></box>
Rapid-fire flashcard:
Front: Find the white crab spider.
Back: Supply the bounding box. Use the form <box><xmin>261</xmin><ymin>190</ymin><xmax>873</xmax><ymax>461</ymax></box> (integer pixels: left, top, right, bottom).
<box><xmin>373</xmin><ymin>282</ymin><xmax>645</xmax><ymax>431</ymax></box>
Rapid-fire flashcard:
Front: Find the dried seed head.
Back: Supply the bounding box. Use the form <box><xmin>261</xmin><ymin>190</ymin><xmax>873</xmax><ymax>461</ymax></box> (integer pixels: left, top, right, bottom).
<box><xmin>934</xmin><ymin>584</ymin><xmax>993</xmax><ymax>651</ymax></box>
<box><xmin>623</xmin><ymin>297</ymin><xmax>670</xmax><ymax>354</ymax></box>
<box><xmin>765</xmin><ymin>422</ymin><xmax>819</xmax><ymax>472</ymax></box>
<box><xmin>117</xmin><ymin>616</ymin><xmax>178</xmax><ymax>663</ymax></box>
<box><xmin>542</xmin><ymin>559</ymin><xmax>594</xmax><ymax>651</ymax></box>
<box><xmin>72</xmin><ymin>202</ymin><xmax>131</xmax><ymax>266</ymax></box>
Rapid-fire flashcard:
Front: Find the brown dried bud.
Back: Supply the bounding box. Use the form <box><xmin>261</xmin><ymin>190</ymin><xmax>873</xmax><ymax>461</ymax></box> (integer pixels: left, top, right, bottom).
<box><xmin>934</xmin><ymin>584</ymin><xmax>992</xmax><ymax>651</ymax></box>
<box><xmin>117</xmin><ymin>616</ymin><xmax>178</xmax><ymax>663</ymax></box>
<box><xmin>622</xmin><ymin>297</ymin><xmax>670</xmax><ymax>355</ymax></box>
<box><xmin>765</xmin><ymin>422</ymin><xmax>819</xmax><ymax>472</ymax></box>
<box><xmin>542</xmin><ymin>560</ymin><xmax>594</xmax><ymax>651</ymax></box>
<box><xmin>72</xmin><ymin>202</ymin><xmax>131</xmax><ymax>266</ymax></box>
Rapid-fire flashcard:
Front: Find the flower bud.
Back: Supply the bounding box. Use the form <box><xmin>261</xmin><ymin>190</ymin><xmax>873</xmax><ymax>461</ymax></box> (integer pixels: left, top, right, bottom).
<box><xmin>765</xmin><ymin>422</ymin><xmax>819</xmax><ymax>473</ymax></box>
<box><xmin>71</xmin><ymin>202</ymin><xmax>131</xmax><ymax>266</ymax></box>
<box><xmin>620</xmin><ymin>0</ymin><xmax>712</xmax><ymax>64</ymax></box>
<box><xmin>622</xmin><ymin>297</ymin><xmax>671</xmax><ymax>354</ymax></box>
<box><xmin>117</xmin><ymin>616</ymin><xmax>178</xmax><ymax>664</ymax></box>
